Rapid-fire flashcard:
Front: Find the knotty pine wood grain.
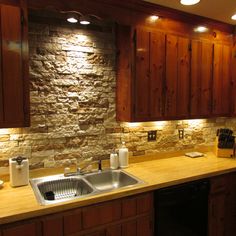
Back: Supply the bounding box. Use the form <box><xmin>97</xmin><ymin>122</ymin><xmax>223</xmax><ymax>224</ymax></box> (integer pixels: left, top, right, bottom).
<box><xmin>1</xmin><ymin>151</ymin><xmax>236</xmax><ymax>225</ymax></box>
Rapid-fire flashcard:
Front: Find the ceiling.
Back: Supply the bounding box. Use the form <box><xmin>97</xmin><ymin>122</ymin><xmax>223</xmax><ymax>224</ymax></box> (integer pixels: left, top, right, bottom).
<box><xmin>144</xmin><ymin>0</ymin><xmax>236</xmax><ymax>25</ymax></box>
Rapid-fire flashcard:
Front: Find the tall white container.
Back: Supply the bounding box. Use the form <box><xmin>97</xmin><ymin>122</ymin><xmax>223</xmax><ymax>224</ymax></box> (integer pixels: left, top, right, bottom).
<box><xmin>9</xmin><ymin>156</ymin><xmax>29</xmax><ymax>187</ymax></box>
<box><xmin>118</xmin><ymin>142</ymin><xmax>129</xmax><ymax>168</ymax></box>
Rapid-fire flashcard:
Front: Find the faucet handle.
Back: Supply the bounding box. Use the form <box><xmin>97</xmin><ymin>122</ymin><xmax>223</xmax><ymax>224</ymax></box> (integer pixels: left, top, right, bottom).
<box><xmin>98</xmin><ymin>159</ymin><xmax>102</xmax><ymax>172</ymax></box>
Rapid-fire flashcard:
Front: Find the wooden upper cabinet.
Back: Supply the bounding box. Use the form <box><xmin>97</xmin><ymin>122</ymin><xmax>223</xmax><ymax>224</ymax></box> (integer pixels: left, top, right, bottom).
<box><xmin>116</xmin><ymin>24</ymin><xmax>233</xmax><ymax>122</ymax></box>
<box><xmin>0</xmin><ymin>3</ymin><xmax>29</xmax><ymax>128</ymax></box>
<box><xmin>191</xmin><ymin>40</ymin><xmax>213</xmax><ymax>117</ymax></box>
<box><xmin>212</xmin><ymin>43</ymin><xmax>231</xmax><ymax>116</ymax></box>
<box><xmin>165</xmin><ymin>34</ymin><xmax>190</xmax><ymax>119</ymax></box>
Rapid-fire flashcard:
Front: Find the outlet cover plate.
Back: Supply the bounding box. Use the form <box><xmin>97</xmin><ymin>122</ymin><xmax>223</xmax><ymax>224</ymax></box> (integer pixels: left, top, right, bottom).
<box><xmin>148</xmin><ymin>130</ymin><xmax>157</xmax><ymax>142</ymax></box>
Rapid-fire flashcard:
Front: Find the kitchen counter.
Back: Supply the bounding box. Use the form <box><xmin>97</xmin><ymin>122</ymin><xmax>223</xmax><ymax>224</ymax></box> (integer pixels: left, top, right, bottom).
<box><xmin>1</xmin><ymin>151</ymin><xmax>236</xmax><ymax>225</ymax></box>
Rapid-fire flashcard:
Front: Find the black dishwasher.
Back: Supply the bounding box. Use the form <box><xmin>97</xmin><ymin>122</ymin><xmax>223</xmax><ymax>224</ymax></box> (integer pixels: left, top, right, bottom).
<box><xmin>154</xmin><ymin>179</ymin><xmax>209</xmax><ymax>236</ymax></box>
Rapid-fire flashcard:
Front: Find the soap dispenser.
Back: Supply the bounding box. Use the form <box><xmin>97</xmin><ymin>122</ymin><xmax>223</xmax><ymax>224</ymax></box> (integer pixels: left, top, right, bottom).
<box><xmin>118</xmin><ymin>142</ymin><xmax>129</xmax><ymax>168</ymax></box>
<box><xmin>9</xmin><ymin>156</ymin><xmax>29</xmax><ymax>187</ymax></box>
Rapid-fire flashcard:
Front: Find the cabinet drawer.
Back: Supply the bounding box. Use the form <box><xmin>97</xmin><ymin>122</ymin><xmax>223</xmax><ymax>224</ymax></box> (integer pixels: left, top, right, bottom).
<box><xmin>64</xmin><ymin>208</ymin><xmax>82</xmax><ymax>235</ymax></box>
<box><xmin>82</xmin><ymin>200</ymin><xmax>121</xmax><ymax>229</ymax></box>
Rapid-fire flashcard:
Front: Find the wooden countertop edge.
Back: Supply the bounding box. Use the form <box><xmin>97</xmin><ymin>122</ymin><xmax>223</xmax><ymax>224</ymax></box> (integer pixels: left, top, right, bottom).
<box><xmin>1</xmin><ymin>150</ymin><xmax>236</xmax><ymax>225</ymax></box>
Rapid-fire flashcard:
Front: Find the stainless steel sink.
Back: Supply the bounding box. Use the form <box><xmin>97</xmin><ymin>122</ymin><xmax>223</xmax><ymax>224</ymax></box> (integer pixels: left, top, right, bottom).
<box><xmin>84</xmin><ymin>169</ymin><xmax>143</xmax><ymax>191</ymax></box>
<box><xmin>30</xmin><ymin>170</ymin><xmax>143</xmax><ymax>205</ymax></box>
<box><xmin>30</xmin><ymin>175</ymin><xmax>96</xmax><ymax>205</ymax></box>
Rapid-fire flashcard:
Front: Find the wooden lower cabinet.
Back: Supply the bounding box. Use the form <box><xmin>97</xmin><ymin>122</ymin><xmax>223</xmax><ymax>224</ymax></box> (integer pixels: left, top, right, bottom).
<box><xmin>208</xmin><ymin>173</ymin><xmax>236</xmax><ymax>236</ymax></box>
<box><xmin>0</xmin><ymin>192</ymin><xmax>153</xmax><ymax>236</ymax></box>
<box><xmin>1</xmin><ymin>221</ymin><xmax>40</xmax><ymax>236</ymax></box>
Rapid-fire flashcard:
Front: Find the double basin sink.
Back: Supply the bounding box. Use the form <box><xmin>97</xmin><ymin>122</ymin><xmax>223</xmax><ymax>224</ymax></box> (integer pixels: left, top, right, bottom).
<box><xmin>30</xmin><ymin>169</ymin><xmax>143</xmax><ymax>205</ymax></box>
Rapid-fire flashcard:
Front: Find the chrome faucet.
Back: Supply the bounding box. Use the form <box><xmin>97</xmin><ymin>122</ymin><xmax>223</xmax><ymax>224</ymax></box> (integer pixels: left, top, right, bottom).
<box><xmin>64</xmin><ymin>159</ymin><xmax>102</xmax><ymax>177</ymax></box>
<box><xmin>77</xmin><ymin>159</ymin><xmax>102</xmax><ymax>175</ymax></box>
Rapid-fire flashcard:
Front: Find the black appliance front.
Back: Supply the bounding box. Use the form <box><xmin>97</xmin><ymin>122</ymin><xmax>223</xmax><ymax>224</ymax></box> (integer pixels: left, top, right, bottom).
<box><xmin>154</xmin><ymin>179</ymin><xmax>209</xmax><ymax>236</ymax></box>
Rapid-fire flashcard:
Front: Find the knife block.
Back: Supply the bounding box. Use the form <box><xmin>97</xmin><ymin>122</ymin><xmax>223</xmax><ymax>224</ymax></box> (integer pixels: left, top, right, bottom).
<box><xmin>214</xmin><ymin>138</ymin><xmax>235</xmax><ymax>158</ymax></box>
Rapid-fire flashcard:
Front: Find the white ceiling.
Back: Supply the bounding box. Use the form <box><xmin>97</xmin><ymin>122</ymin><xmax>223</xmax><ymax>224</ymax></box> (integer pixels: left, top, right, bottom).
<box><xmin>144</xmin><ymin>0</ymin><xmax>236</xmax><ymax>25</ymax></box>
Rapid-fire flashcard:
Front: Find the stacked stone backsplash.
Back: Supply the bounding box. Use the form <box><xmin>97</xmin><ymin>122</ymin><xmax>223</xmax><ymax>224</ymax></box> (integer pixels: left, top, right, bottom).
<box><xmin>0</xmin><ymin>20</ymin><xmax>236</xmax><ymax>171</ymax></box>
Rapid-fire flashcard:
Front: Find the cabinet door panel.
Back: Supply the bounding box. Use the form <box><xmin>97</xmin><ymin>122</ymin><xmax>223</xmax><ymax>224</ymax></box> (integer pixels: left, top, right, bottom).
<box><xmin>2</xmin><ymin>222</ymin><xmax>39</xmax><ymax>236</ymax></box>
<box><xmin>165</xmin><ymin>34</ymin><xmax>190</xmax><ymax>118</ymax></box>
<box><xmin>122</xmin><ymin>196</ymin><xmax>136</xmax><ymax>218</ymax></box>
<box><xmin>209</xmin><ymin>193</ymin><xmax>226</xmax><ymax>236</ymax></box>
<box><xmin>84</xmin><ymin>231</ymin><xmax>105</xmax><ymax>236</ymax></box>
<box><xmin>137</xmin><ymin>192</ymin><xmax>153</xmax><ymax>214</ymax></box>
<box><xmin>165</xmin><ymin>34</ymin><xmax>178</xmax><ymax>117</ymax></box>
<box><xmin>213</xmin><ymin>43</ymin><xmax>231</xmax><ymax>116</ymax></box>
<box><xmin>1</xmin><ymin>5</ymin><xmax>24</xmax><ymax>125</ymax></box>
<box><xmin>64</xmin><ymin>208</ymin><xmax>82</xmax><ymax>235</ymax></box>
<box><xmin>135</xmin><ymin>28</ymin><xmax>150</xmax><ymax>120</ymax></box>
<box><xmin>177</xmin><ymin>36</ymin><xmax>190</xmax><ymax>117</ymax></box>
<box><xmin>106</xmin><ymin>225</ymin><xmax>122</xmax><ymax>236</ymax></box>
<box><xmin>191</xmin><ymin>40</ymin><xmax>213</xmax><ymax>117</ymax></box>
<box><xmin>41</xmin><ymin>214</ymin><xmax>63</xmax><ymax>236</ymax></box>
<box><xmin>232</xmin><ymin>39</ymin><xmax>236</xmax><ymax>116</ymax></box>
<box><xmin>137</xmin><ymin>216</ymin><xmax>153</xmax><ymax>236</ymax></box>
<box><xmin>150</xmin><ymin>31</ymin><xmax>165</xmax><ymax>119</ymax></box>
<box><xmin>122</xmin><ymin>220</ymin><xmax>137</xmax><ymax>236</ymax></box>
<box><xmin>82</xmin><ymin>200</ymin><xmax>121</xmax><ymax>229</ymax></box>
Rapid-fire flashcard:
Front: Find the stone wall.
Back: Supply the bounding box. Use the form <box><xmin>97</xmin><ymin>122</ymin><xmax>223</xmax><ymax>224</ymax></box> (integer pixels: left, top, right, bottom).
<box><xmin>0</xmin><ymin>20</ymin><xmax>236</xmax><ymax>171</ymax></box>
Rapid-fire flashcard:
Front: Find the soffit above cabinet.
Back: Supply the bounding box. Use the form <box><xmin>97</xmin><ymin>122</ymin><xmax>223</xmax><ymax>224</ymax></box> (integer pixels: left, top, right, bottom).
<box><xmin>143</xmin><ymin>0</ymin><xmax>236</xmax><ymax>25</ymax></box>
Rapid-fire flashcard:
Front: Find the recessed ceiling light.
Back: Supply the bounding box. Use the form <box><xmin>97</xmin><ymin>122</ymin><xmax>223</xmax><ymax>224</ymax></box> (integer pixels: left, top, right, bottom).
<box><xmin>79</xmin><ymin>15</ymin><xmax>91</xmax><ymax>25</ymax></box>
<box><xmin>150</xmin><ymin>15</ymin><xmax>159</xmax><ymax>21</ymax></box>
<box><xmin>67</xmin><ymin>17</ymin><xmax>78</xmax><ymax>23</ymax></box>
<box><xmin>194</xmin><ymin>26</ymin><xmax>208</xmax><ymax>33</ymax></box>
<box><xmin>180</xmin><ymin>0</ymin><xmax>200</xmax><ymax>6</ymax></box>
<box><xmin>231</xmin><ymin>14</ymin><xmax>236</xmax><ymax>20</ymax></box>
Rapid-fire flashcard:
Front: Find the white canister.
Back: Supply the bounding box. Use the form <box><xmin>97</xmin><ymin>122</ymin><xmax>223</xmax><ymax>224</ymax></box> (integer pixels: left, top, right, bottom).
<box><xmin>118</xmin><ymin>142</ymin><xmax>129</xmax><ymax>168</ymax></box>
<box><xmin>9</xmin><ymin>156</ymin><xmax>29</xmax><ymax>187</ymax></box>
<box><xmin>110</xmin><ymin>151</ymin><xmax>119</xmax><ymax>170</ymax></box>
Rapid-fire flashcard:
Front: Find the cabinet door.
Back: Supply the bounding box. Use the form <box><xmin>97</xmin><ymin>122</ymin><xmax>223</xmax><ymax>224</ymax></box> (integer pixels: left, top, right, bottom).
<box><xmin>2</xmin><ymin>222</ymin><xmax>40</xmax><ymax>236</ymax></box>
<box><xmin>137</xmin><ymin>216</ymin><xmax>153</xmax><ymax>236</ymax></box>
<box><xmin>82</xmin><ymin>200</ymin><xmax>121</xmax><ymax>229</ymax></box>
<box><xmin>150</xmin><ymin>31</ymin><xmax>165</xmax><ymax>120</ymax></box>
<box><xmin>134</xmin><ymin>28</ymin><xmax>150</xmax><ymax>120</ymax></box>
<box><xmin>208</xmin><ymin>193</ymin><xmax>226</xmax><ymax>236</ymax></box>
<box><xmin>41</xmin><ymin>214</ymin><xmax>63</xmax><ymax>236</ymax></box>
<box><xmin>212</xmin><ymin>43</ymin><xmax>231</xmax><ymax>116</ymax></box>
<box><xmin>225</xmin><ymin>173</ymin><xmax>236</xmax><ymax>236</ymax></box>
<box><xmin>64</xmin><ymin>209</ymin><xmax>82</xmax><ymax>235</ymax></box>
<box><xmin>122</xmin><ymin>220</ymin><xmax>137</xmax><ymax>236</ymax></box>
<box><xmin>191</xmin><ymin>40</ymin><xmax>213</xmax><ymax>117</ymax></box>
<box><xmin>0</xmin><ymin>5</ymin><xmax>24</xmax><ymax>127</ymax></box>
<box><xmin>165</xmin><ymin>34</ymin><xmax>190</xmax><ymax>118</ymax></box>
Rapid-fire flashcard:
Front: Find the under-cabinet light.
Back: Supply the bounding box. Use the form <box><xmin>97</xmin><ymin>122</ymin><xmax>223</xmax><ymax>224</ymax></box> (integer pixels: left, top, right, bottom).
<box><xmin>194</xmin><ymin>26</ymin><xmax>208</xmax><ymax>33</ymax></box>
<box><xmin>180</xmin><ymin>0</ymin><xmax>200</xmax><ymax>5</ymax></box>
<box><xmin>231</xmin><ymin>14</ymin><xmax>236</xmax><ymax>20</ymax></box>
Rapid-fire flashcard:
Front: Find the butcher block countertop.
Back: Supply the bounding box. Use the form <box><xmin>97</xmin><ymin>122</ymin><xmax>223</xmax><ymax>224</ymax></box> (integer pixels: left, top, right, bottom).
<box><xmin>1</xmin><ymin>151</ymin><xmax>236</xmax><ymax>225</ymax></box>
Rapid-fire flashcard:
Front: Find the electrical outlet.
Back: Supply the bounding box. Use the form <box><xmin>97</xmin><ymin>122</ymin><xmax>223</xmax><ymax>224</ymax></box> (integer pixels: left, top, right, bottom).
<box><xmin>148</xmin><ymin>130</ymin><xmax>157</xmax><ymax>142</ymax></box>
<box><xmin>178</xmin><ymin>129</ymin><xmax>184</xmax><ymax>139</ymax></box>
